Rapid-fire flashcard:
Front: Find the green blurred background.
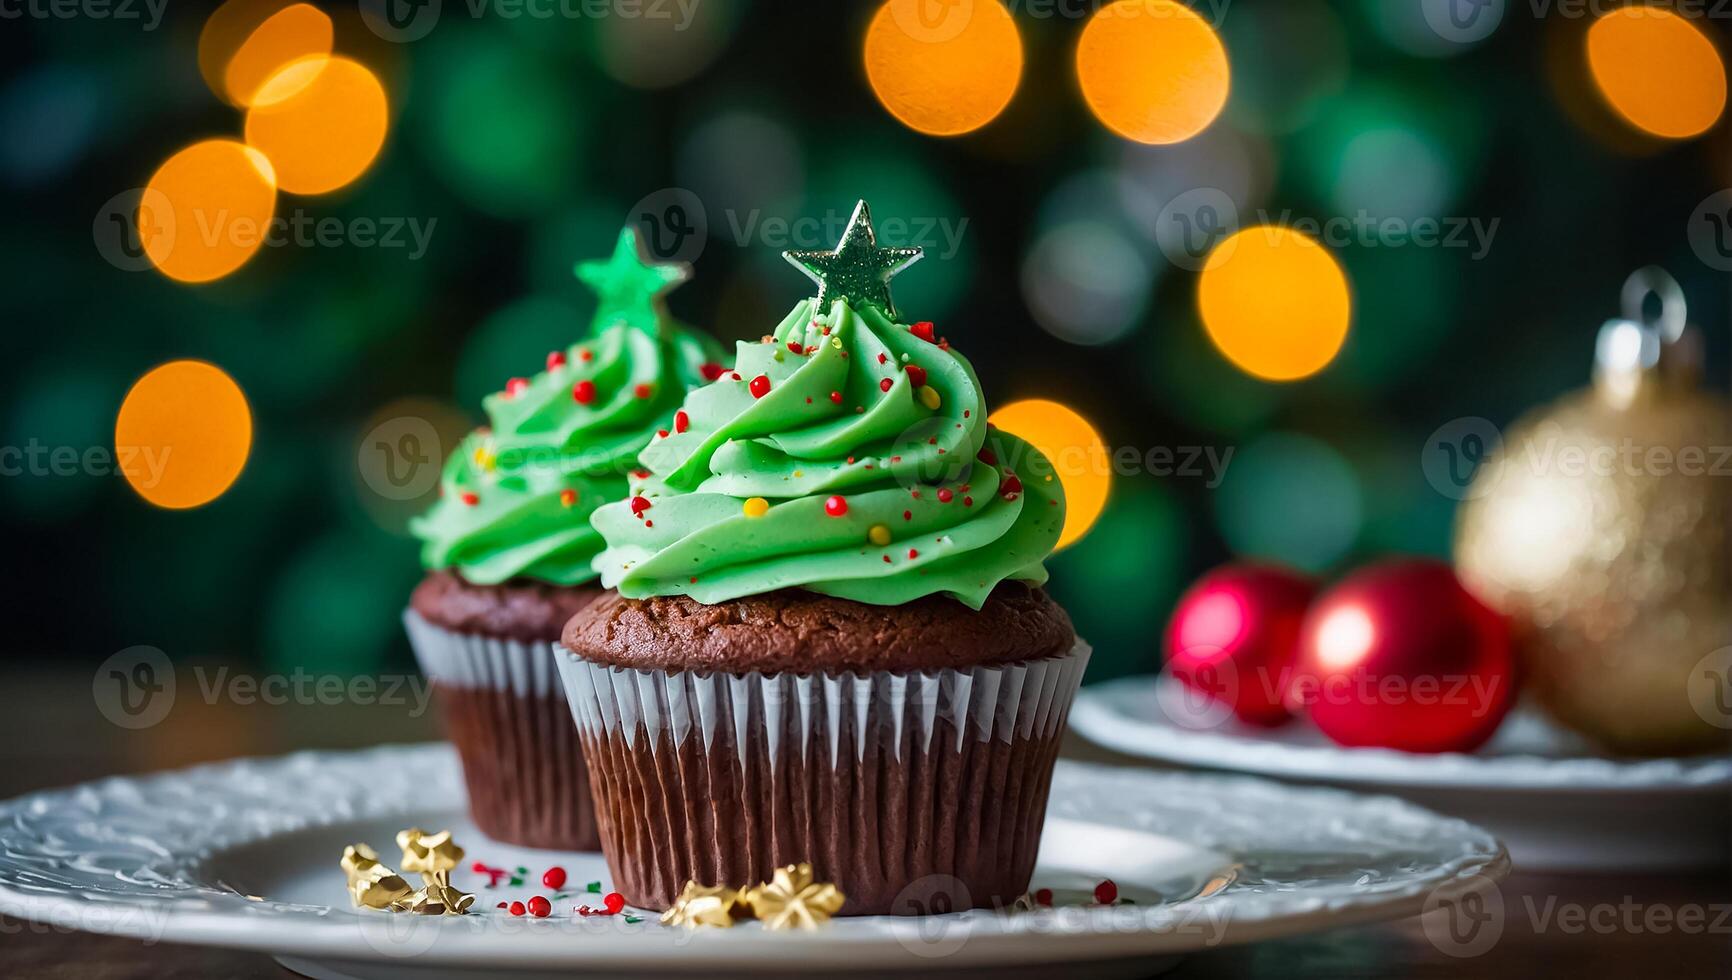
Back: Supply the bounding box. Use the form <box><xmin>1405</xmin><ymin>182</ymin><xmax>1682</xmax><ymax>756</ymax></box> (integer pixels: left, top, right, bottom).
<box><xmin>2</xmin><ymin>0</ymin><xmax>1726</xmax><ymax>684</ymax></box>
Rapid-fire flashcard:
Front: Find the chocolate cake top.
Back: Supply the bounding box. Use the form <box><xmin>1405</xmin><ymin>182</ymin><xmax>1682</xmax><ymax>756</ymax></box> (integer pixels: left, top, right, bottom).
<box><xmin>411</xmin><ymin>569</ymin><xmax>605</xmax><ymax>644</ymax></box>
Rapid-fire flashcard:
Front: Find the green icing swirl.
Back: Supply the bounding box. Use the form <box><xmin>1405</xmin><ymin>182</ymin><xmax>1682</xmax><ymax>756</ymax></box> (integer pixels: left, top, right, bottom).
<box><xmin>591</xmin><ymin>298</ymin><xmax>1066</xmax><ymax>608</ymax></box>
<box><xmin>412</xmin><ymin>233</ymin><xmax>722</xmax><ymax>586</ymax></box>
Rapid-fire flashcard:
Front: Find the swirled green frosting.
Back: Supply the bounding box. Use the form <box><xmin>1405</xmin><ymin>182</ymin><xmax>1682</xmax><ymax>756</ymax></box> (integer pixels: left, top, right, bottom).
<box><xmin>411</xmin><ymin>231</ymin><xmax>722</xmax><ymax>586</ymax></box>
<box><xmin>590</xmin><ymin>297</ymin><xmax>1066</xmax><ymax>608</ymax></box>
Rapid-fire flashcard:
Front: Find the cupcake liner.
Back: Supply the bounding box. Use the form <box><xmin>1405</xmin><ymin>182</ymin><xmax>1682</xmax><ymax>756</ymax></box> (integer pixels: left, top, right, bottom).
<box><xmin>555</xmin><ymin>639</ymin><xmax>1091</xmax><ymax>914</ymax></box>
<box><xmin>404</xmin><ymin>610</ymin><xmax>600</xmax><ymax>851</ymax></box>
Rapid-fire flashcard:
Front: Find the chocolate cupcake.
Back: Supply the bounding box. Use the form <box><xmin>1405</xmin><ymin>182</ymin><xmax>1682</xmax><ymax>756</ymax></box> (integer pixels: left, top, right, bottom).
<box><xmin>557</xmin><ymin>202</ymin><xmax>1088</xmax><ymax>912</ymax></box>
<box><xmin>405</xmin><ymin>228</ymin><xmax>721</xmax><ymax>851</ymax></box>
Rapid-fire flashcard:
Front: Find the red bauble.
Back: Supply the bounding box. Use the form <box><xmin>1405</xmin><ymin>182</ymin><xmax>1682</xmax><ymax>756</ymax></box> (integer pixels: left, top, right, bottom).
<box><xmin>1164</xmin><ymin>563</ymin><xmax>1317</xmax><ymax>726</ymax></box>
<box><xmin>1291</xmin><ymin>559</ymin><xmax>1515</xmax><ymax>753</ymax></box>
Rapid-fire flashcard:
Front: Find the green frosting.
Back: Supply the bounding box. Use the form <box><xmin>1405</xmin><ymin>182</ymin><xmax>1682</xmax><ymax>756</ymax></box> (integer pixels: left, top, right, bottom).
<box><xmin>591</xmin><ymin>296</ymin><xmax>1066</xmax><ymax>609</ymax></box>
<box><xmin>411</xmin><ymin>230</ymin><xmax>723</xmax><ymax>586</ymax></box>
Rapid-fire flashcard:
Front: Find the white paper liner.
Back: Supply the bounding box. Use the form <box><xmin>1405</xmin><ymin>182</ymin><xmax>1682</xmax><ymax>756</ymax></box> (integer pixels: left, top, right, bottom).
<box><xmin>555</xmin><ymin>639</ymin><xmax>1091</xmax><ymax>768</ymax></box>
<box><xmin>403</xmin><ymin>609</ymin><xmax>563</xmax><ymax>697</ymax></box>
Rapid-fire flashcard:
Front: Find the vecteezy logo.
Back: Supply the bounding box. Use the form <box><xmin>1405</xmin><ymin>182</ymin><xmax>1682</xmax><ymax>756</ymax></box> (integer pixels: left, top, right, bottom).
<box><xmin>1687</xmin><ymin>647</ymin><xmax>1732</xmax><ymax>730</ymax></box>
<box><xmin>1157</xmin><ymin>658</ymin><xmax>1237</xmax><ymax>731</ymax></box>
<box><xmin>1154</xmin><ymin>187</ymin><xmax>1238</xmax><ymax>272</ymax></box>
<box><xmin>1422</xmin><ymin>873</ymin><xmax>1504</xmax><ymax>957</ymax></box>
<box><xmin>627</xmin><ymin>188</ymin><xmax>708</xmax><ymax>266</ymax></box>
<box><xmin>1687</xmin><ymin>189</ymin><xmax>1732</xmax><ymax>272</ymax></box>
<box><xmin>359</xmin><ymin>416</ymin><xmax>441</xmax><ymax>501</ymax></box>
<box><xmin>92</xmin><ymin>187</ymin><xmax>173</xmax><ymax>273</ymax></box>
<box><xmin>888</xmin><ymin>0</ymin><xmax>975</xmax><ymax>45</ymax></box>
<box><xmin>1421</xmin><ymin>417</ymin><xmax>1502</xmax><ymax>501</ymax></box>
<box><xmin>360</xmin><ymin>0</ymin><xmax>442</xmax><ymax>42</ymax></box>
<box><xmin>1422</xmin><ymin>0</ymin><xmax>1504</xmax><ymax>46</ymax></box>
<box><xmin>889</xmin><ymin>875</ymin><xmax>973</xmax><ymax>958</ymax></box>
<box><xmin>93</xmin><ymin>646</ymin><xmax>175</xmax><ymax>730</ymax></box>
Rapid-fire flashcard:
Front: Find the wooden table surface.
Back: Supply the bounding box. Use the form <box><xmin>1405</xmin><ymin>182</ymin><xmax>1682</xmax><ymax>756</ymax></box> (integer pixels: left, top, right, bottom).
<box><xmin>2</xmin><ymin>667</ymin><xmax>1726</xmax><ymax>979</ymax></box>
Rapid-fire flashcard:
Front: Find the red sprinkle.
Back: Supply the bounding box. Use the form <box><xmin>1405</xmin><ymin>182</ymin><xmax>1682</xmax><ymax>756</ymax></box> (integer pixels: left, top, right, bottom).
<box><xmin>879</xmin><ymin>378</ymin><xmax>893</xmax><ymax>392</ymax></box>
<box><xmin>505</xmin><ymin>377</ymin><xmax>529</xmax><ymax>397</ymax></box>
<box><xmin>937</xmin><ymin>488</ymin><xmax>954</xmax><ymax>503</ymax></box>
<box><xmin>978</xmin><ymin>448</ymin><xmax>997</xmax><ymax>466</ymax></box>
<box><xmin>876</xmin><ymin>352</ymin><xmax>888</xmax><ymax>364</ymax></box>
<box><xmin>749</xmin><ymin>374</ymin><xmax>772</xmax><ymax>399</ymax></box>
<box><xmin>602</xmin><ymin>892</ymin><xmax>626</xmax><ymax>915</ymax></box>
<box><xmin>788</xmin><ymin>341</ymin><xmax>803</xmax><ymax>354</ymax></box>
<box><xmin>824</xmin><ymin>495</ymin><xmax>848</xmax><ymax>517</ymax></box>
<box><xmin>579</xmin><ymin>348</ymin><xmax>594</xmax><ymax>362</ymax></box>
<box><xmin>963</xmin><ymin>496</ymin><xmax>973</xmax><ymax>507</ymax></box>
<box><xmin>508</xmin><ymin>901</ymin><xmax>526</xmax><ymax>917</ymax></box>
<box><xmin>543</xmin><ymin>867</ymin><xmax>567</xmax><ymax>890</ymax></box>
<box><xmin>902</xmin><ymin>510</ymin><xmax>912</xmax><ymax>520</ymax></box>
<box><xmin>904</xmin><ymin>365</ymin><xmax>927</xmax><ymax>388</ymax></box>
<box><xmin>630</xmin><ymin>495</ymin><xmax>652</xmax><ymax>516</ymax></box>
<box><xmin>700</xmin><ymin>362</ymin><xmax>725</xmax><ymax>381</ymax></box>
<box><xmin>633</xmin><ymin>382</ymin><xmax>653</xmax><ymax>399</ymax></box>
<box><xmin>527</xmin><ymin>896</ymin><xmax>552</xmax><ymax>918</ymax></box>
<box><xmin>1094</xmin><ymin>880</ymin><xmax>1118</xmax><ymax>905</ymax></box>
<box><xmin>631</xmin><ymin>468</ymin><xmax>650</xmax><ymax>480</ymax></box>
<box><xmin>907</xmin><ymin>548</ymin><xmax>919</xmax><ymax>559</ymax></box>
<box><xmin>1034</xmin><ymin>888</ymin><xmax>1054</xmax><ymax>907</ymax></box>
<box><xmin>910</xmin><ymin>321</ymin><xmax>936</xmax><ymax>343</ymax></box>
<box><xmin>1001</xmin><ymin>475</ymin><xmax>1023</xmax><ymax>499</ymax></box>
<box><xmin>673</xmin><ymin>410</ymin><xmax>690</xmax><ymax>434</ymax></box>
<box><xmin>547</xmin><ymin>351</ymin><xmax>567</xmax><ymax>370</ymax></box>
<box><xmin>572</xmin><ymin>380</ymin><xmax>597</xmax><ymax>405</ymax></box>
<box><xmin>460</xmin><ymin>491</ymin><xmax>480</xmax><ymax>506</ymax></box>
<box><xmin>657</xmin><ymin>429</ymin><xmax>669</xmax><ymax>438</ymax></box>
<box><xmin>829</xmin><ymin>391</ymin><xmax>843</xmax><ymax>404</ymax></box>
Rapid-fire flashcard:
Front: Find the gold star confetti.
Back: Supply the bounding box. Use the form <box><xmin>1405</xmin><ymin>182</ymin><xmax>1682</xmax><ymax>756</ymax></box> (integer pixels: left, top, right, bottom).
<box><xmin>341</xmin><ymin>843</ymin><xmax>413</xmax><ymax>910</ymax></box>
<box><xmin>659</xmin><ymin>882</ymin><xmax>746</xmax><ymax>929</ymax></box>
<box><xmin>744</xmin><ymin>863</ymin><xmax>845</xmax><ymax>931</ymax></box>
<box><xmin>396</xmin><ymin>827</ymin><xmax>464</xmax><ymax>876</ymax></box>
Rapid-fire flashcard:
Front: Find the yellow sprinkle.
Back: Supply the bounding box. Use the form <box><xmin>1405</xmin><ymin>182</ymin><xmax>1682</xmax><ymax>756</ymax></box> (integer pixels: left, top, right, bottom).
<box><xmin>743</xmin><ymin>497</ymin><xmax>770</xmax><ymax>518</ymax></box>
<box><xmin>472</xmin><ymin>446</ymin><xmax>496</xmax><ymax>472</ymax></box>
<box><xmin>829</xmin><ymin>337</ymin><xmax>843</xmax><ymax>349</ymax></box>
<box><xmin>868</xmin><ymin>524</ymin><xmax>891</xmax><ymax>546</ymax></box>
<box><xmin>917</xmin><ymin>385</ymin><xmax>941</xmax><ymax>410</ymax></box>
<box><xmin>792</xmin><ymin>470</ymin><xmax>803</xmax><ymax>478</ymax></box>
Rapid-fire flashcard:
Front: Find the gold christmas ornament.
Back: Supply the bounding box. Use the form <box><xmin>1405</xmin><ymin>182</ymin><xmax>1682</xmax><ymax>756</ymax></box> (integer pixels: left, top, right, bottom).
<box><xmin>659</xmin><ymin>882</ymin><xmax>746</xmax><ymax>929</ymax></box>
<box><xmin>744</xmin><ymin>864</ymin><xmax>846</xmax><ymax>931</ymax></box>
<box><xmin>1456</xmin><ymin>268</ymin><xmax>1731</xmax><ymax>755</ymax></box>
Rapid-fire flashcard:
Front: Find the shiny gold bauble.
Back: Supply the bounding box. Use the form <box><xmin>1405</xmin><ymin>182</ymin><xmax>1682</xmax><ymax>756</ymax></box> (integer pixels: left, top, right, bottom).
<box><xmin>1455</xmin><ymin>274</ymin><xmax>1731</xmax><ymax>756</ymax></box>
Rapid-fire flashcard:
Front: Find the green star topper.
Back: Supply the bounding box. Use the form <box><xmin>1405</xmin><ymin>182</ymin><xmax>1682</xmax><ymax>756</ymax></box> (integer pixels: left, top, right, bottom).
<box><xmin>575</xmin><ymin>227</ymin><xmax>691</xmax><ymax>337</ymax></box>
<box><xmin>783</xmin><ymin>200</ymin><xmax>923</xmax><ymax>320</ymax></box>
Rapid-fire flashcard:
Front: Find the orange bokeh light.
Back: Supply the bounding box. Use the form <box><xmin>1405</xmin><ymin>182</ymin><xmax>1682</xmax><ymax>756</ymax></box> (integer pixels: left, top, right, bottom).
<box><xmin>245</xmin><ymin>55</ymin><xmax>389</xmax><ymax>195</ymax></box>
<box><xmin>1076</xmin><ymin>0</ymin><xmax>1230</xmax><ymax>145</ymax></box>
<box><xmin>864</xmin><ymin>0</ymin><xmax>1023</xmax><ymax>136</ymax></box>
<box><xmin>989</xmin><ymin>398</ymin><xmax>1109</xmax><ymax>550</ymax></box>
<box><xmin>141</xmin><ymin>139</ymin><xmax>278</xmax><ymax>284</ymax></box>
<box><xmin>115</xmin><ymin>360</ymin><xmax>253</xmax><ymax>510</ymax></box>
<box><xmin>1197</xmin><ymin>225</ymin><xmax>1351</xmax><ymax>382</ymax></box>
<box><xmin>224</xmin><ymin>3</ymin><xmax>333</xmax><ymax>107</ymax></box>
<box><xmin>1586</xmin><ymin>7</ymin><xmax>1726</xmax><ymax>139</ymax></box>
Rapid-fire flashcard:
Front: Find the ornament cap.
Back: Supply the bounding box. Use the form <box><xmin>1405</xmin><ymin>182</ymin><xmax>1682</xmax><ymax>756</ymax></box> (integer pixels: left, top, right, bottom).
<box><xmin>1593</xmin><ymin>266</ymin><xmax>1699</xmax><ymax>408</ymax></box>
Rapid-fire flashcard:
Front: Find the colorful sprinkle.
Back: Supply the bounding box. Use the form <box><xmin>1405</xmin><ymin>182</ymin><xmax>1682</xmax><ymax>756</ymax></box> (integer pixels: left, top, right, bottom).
<box><xmin>877</xmin><ymin>352</ymin><xmax>888</xmax><ymax>365</ymax></box>
<box><xmin>902</xmin><ymin>510</ymin><xmax>912</xmax><ymax>520</ymax></box>
<box><xmin>910</xmin><ymin>321</ymin><xmax>936</xmax><ymax>343</ymax></box>
<box><xmin>918</xmin><ymin>386</ymin><xmax>941</xmax><ymax>410</ymax></box>
<box><xmin>543</xmin><ymin>867</ymin><xmax>567</xmax><ymax>890</ymax></box>
<box><xmin>1001</xmin><ymin>475</ymin><xmax>1023</xmax><ymax>499</ymax></box>
<box><xmin>700</xmin><ymin>362</ymin><xmax>725</xmax><ymax>381</ymax></box>
<box><xmin>527</xmin><ymin>896</ymin><xmax>552</xmax><ymax>918</ymax></box>
<box><xmin>546</xmin><ymin>351</ymin><xmax>567</xmax><ymax>370</ymax></box>
<box><xmin>978</xmin><ymin>448</ymin><xmax>997</xmax><ymax>466</ymax></box>
<box><xmin>1094</xmin><ymin>880</ymin><xmax>1118</xmax><ymax>905</ymax></box>
<box><xmin>868</xmin><ymin>524</ymin><xmax>891</xmax><ymax>546</ymax></box>
<box><xmin>904</xmin><ymin>364</ymin><xmax>927</xmax><ymax>388</ymax></box>
<box><xmin>634</xmin><ymin>382</ymin><xmax>653</xmax><ymax>399</ymax></box>
<box><xmin>630</xmin><ymin>495</ymin><xmax>652</xmax><ymax>516</ymax></box>
<box><xmin>505</xmin><ymin>377</ymin><xmax>529</xmax><ymax>398</ymax></box>
<box><xmin>1034</xmin><ymin>888</ymin><xmax>1053</xmax><ymax>907</ymax></box>
<box><xmin>673</xmin><ymin>410</ymin><xmax>690</xmax><ymax>434</ymax></box>
<box><xmin>879</xmin><ymin>378</ymin><xmax>893</xmax><ymax>393</ymax></box>
<box><xmin>559</xmin><ymin>489</ymin><xmax>577</xmax><ymax>508</ymax></box>
<box><xmin>572</xmin><ymin>380</ymin><xmax>597</xmax><ymax>404</ymax></box>
<box><xmin>829</xmin><ymin>391</ymin><xmax>843</xmax><ymax>404</ymax></box>
<box><xmin>907</xmin><ymin>548</ymin><xmax>919</xmax><ymax>559</ymax></box>
<box><xmin>824</xmin><ymin>495</ymin><xmax>849</xmax><ymax>517</ymax></box>
<box><xmin>603</xmin><ymin>892</ymin><xmax>626</xmax><ymax>915</ymax></box>
<box><xmin>787</xmin><ymin>341</ymin><xmax>803</xmax><ymax>354</ymax></box>
<box><xmin>937</xmin><ymin>488</ymin><xmax>954</xmax><ymax>503</ymax></box>
<box><xmin>749</xmin><ymin>374</ymin><xmax>772</xmax><ymax>399</ymax></box>
<box><xmin>963</xmin><ymin>495</ymin><xmax>973</xmax><ymax>507</ymax></box>
<box><xmin>508</xmin><ymin>901</ymin><xmax>526</xmax><ymax>917</ymax></box>
<box><xmin>743</xmin><ymin>497</ymin><xmax>769</xmax><ymax>518</ymax></box>
<box><xmin>459</xmin><ymin>491</ymin><xmax>480</xmax><ymax>506</ymax></box>
<box><xmin>579</xmin><ymin>348</ymin><xmax>594</xmax><ymax>362</ymax></box>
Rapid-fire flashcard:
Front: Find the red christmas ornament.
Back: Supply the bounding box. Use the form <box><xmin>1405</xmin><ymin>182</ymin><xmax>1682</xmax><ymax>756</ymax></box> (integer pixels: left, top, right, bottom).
<box><xmin>1290</xmin><ymin>559</ymin><xmax>1515</xmax><ymax>753</ymax></box>
<box><xmin>1164</xmin><ymin>563</ymin><xmax>1316</xmax><ymax>727</ymax></box>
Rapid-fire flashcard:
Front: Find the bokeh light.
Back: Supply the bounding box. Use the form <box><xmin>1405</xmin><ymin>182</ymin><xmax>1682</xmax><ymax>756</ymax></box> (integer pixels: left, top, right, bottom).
<box><xmin>1047</xmin><ymin>484</ymin><xmax>1188</xmax><ymax>680</ymax></box>
<box><xmin>223</xmin><ymin>3</ymin><xmax>332</xmax><ymax>107</ymax></box>
<box><xmin>244</xmin><ymin>56</ymin><xmax>388</xmax><ymax>195</ymax></box>
<box><xmin>1294</xmin><ymin>83</ymin><xmax>1482</xmax><ymax>223</ymax></box>
<box><xmin>864</xmin><ymin>0</ymin><xmax>1023</xmax><ymax>137</ymax></box>
<box><xmin>0</xmin><ymin>66</ymin><xmax>102</xmax><ymax>187</ymax></box>
<box><xmin>141</xmin><ymin>139</ymin><xmax>278</xmax><ymax>283</ymax></box>
<box><xmin>114</xmin><ymin>360</ymin><xmax>253</xmax><ymax>510</ymax></box>
<box><xmin>1077</xmin><ymin>0</ymin><xmax>1231</xmax><ymax>145</ymax></box>
<box><xmin>591</xmin><ymin>0</ymin><xmax>740</xmax><ymax>89</ymax></box>
<box><xmin>1586</xmin><ymin>7</ymin><xmax>1726</xmax><ymax>140</ymax></box>
<box><xmin>198</xmin><ymin>0</ymin><xmax>302</xmax><ymax>105</ymax></box>
<box><xmin>1197</xmin><ymin>225</ymin><xmax>1351</xmax><ymax>382</ymax></box>
<box><xmin>989</xmin><ymin>398</ymin><xmax>1109</xmax><ymax>550</ymax></box>
<box><xmin>1022</xmin><ymin>220</ymin><xmax>1152</xmax><ymax>346</ymax></box>
<box><xmin>1215</xmin><ymin>431</ymin><xmax>1361</xmax><ymax>572</ymax></box>
<box><xmin>677</xmin><ymin>108</ymin><xmax>805</xmax><ymax>219</ymax></box>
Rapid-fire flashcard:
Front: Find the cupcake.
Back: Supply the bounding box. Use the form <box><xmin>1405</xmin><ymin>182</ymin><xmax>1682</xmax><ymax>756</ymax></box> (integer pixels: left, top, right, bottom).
<box><xmin>557</xmin><ymin>202</ymin><xmax>1087</xmax><ymax>912</ymax></box>
<box><xmin>406</xmin><ymin>228</ymin><xmax>722</xmax><ymax>850</ymax></box>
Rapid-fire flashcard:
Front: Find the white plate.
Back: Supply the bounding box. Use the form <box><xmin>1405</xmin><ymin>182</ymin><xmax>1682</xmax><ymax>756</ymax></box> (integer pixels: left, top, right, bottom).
<box><xmin>1072</xmin><ymin>675</ymin><xmax>1732</xmax><ymax>872</ymax></box>
<box><xmin>0</xmin><ymin>744</ymin><xmax>1506</xmax><ymax>979</ymax></box>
